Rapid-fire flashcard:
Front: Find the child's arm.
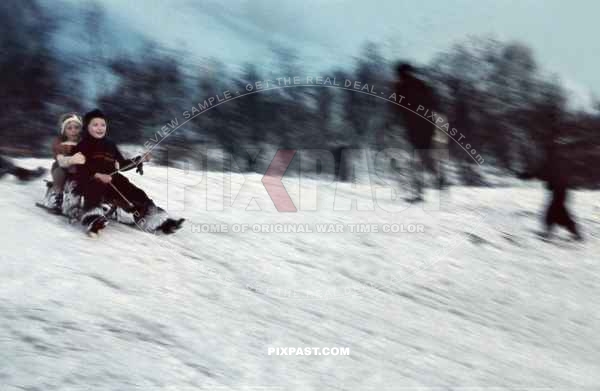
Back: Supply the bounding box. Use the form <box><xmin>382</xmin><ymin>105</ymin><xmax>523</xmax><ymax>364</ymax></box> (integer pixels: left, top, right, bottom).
<box><xmin>53</xmin><ymin>139</ymin><xmax>85</xmax><ymax>168</ymax></box>
<box><xmin>56</xmin><ymin>153</ymin><xmax>85</xmax><ymax>168</ymax></box>
<box><xmin>93</xmin><ymin>173</ymin><xmax>112</xmax><ymax>184</ymax></box>
<box><xmin>52</xmin><ymin>138</ymin><xmax>62</xmax><ymax>158</ymax></box>
<box><xmin>112</xmin><ymin>142</ymin><xmax>147</xmax><ymax>174</ymax></box>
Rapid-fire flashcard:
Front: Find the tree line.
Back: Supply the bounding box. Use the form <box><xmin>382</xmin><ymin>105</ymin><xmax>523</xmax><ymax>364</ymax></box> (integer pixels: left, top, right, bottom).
<box><xmin>1</xmin><ymin>0</ymin><xmax>598</xmax><ymax>187</ymax></box>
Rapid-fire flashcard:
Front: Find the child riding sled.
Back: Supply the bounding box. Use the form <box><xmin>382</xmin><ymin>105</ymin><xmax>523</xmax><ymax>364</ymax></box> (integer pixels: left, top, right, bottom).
<box><xmin>74</xmin><ymin>109</ymin><xmax>183</xmax><ymax>236</ymax></box>
<box><xmin>41</xmin><ymin>113</ymin><xmax>86</xmax><ymax>212</ymax></box>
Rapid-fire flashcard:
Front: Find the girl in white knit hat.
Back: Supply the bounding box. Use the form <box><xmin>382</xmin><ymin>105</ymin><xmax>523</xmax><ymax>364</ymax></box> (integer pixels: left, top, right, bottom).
<box><xmin>43</xmin><ymin>113</ymin><xmax>86</xmax><ymax>211</ymax></box>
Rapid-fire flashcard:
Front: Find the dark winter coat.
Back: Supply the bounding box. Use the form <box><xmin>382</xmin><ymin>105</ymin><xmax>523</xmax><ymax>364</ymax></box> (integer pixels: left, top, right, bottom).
<box><xmin>393</xmin><ymin>75</ymin><xmax>438</xmax><ymax>150</ymax></box>
<box><xmin>73</xmin><ymin>136</ymin><xmax>139</xmax><ymax>185</ymax></box>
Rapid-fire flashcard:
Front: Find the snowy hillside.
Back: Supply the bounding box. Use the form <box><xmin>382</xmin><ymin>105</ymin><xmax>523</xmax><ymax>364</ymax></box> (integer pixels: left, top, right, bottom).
<box><xmin>1</xmin><ymin>158</ymin><xmax>599</xmax><ymax>390</ymax></box>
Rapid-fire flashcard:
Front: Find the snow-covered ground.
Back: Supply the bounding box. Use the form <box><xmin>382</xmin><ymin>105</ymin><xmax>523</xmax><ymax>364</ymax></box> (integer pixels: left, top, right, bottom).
<box><xmin>1</xmin><ymin>158</ymin><xmax>599</xmax><ymax>390</ymax></box>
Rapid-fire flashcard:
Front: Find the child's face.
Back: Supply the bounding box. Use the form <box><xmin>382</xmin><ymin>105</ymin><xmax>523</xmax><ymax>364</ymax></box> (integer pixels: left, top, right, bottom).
<box><xmin>64</xmin><ymin>121</ymin><xmax>81</xmax><ymax>140</ymax></box>
<box><xmin>88</xmin><ymin>118</ymin><xmax>107</xmax><ymax>139</ymax></box>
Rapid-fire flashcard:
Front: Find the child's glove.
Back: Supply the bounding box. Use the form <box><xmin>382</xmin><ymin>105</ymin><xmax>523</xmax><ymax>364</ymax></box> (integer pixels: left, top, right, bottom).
<box><xmin>133</xmin><ymin>156</ymin><xmax>144</xmax><ymax>175</ymax></box>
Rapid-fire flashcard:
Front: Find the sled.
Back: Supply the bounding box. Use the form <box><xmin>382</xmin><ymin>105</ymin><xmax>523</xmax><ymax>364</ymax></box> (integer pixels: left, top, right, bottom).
<box><xmin>37</xmin><ymin>180</ymin><xmax>184</xmax><ymax>235</ymax></box>
<box><xmin>35</xmin><ymin>202</ymin><xmax>63</xmax><ymax>215</ymax></box>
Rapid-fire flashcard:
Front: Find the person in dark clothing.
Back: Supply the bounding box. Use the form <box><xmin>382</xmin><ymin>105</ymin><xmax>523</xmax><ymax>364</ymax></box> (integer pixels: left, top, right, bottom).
<box><xmin>389</xmin><ymin>62</ymin><xmax>446</xmax><ymax>201</ymax></box>
<box><xmin>541</xmin><ymin>142</ymin><xmax>582</xmax><ymax>240</ymax></box>
<box><xmin>0</xmin><ymin>155</ymin><xmax>45</xmax><ymax>182</ymax></box>
<box><xmin>519</xmin><ymin>139</ymin><xmax>582</xmax><ymax>240</ymax></box>
<box><xmin>74</xmin><ymin>109</ymin><xmax>174</xmax><ymax>234</ymax></box>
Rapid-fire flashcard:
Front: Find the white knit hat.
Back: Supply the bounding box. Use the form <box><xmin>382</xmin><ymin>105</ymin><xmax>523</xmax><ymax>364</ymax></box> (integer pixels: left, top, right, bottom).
<box><xmin>61</xmin><ymin>114</ymin><xmax>82</xmax><ymax>135</ymax></box>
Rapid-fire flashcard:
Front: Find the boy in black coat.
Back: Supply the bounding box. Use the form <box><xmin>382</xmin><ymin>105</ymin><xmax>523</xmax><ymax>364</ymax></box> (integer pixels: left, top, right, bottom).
<box><xmin>74</xmin><ymin>109</ymin><xmax>178</xmax><ymax>234</ymax></box>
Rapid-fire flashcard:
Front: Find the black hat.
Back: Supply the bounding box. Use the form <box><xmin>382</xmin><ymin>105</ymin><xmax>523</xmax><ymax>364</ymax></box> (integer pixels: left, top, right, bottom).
<box><xmin>83</xmin><ymin>109</ymin><xmax>107</xmax><ymax>131</ymax></box>
<box><xmin>395</xmin><ymin>62</ymin><xmax>416</xmax><ymax>76</ymax></box>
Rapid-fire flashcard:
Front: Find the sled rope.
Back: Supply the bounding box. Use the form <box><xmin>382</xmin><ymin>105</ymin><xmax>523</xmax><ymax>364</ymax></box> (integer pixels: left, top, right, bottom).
<box><xmin>108</xmin><ymin>182</ymin><xmax>134</xmax><ymax>208</ymax></box>
<box><xmin>107</xmin><ymin>152</ymin><xmax>150</xmax><ymax>176</ymax></box>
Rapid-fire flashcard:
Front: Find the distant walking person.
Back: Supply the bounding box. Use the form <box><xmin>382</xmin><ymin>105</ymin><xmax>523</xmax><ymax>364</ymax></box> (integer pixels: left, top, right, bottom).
<box><xmin>520</xmin><ymin>138</ymin><xmax>582</xmax><ymax>241</ymax></box>
<box><xmin>389</xmin><ymin>62</ymin><xmax>446</xmax><ymax>201</ymax></box>
<box><xmin>541</xmin><ymin>140</ymin><xmax>582</xmax><ymax>240</ymax></box>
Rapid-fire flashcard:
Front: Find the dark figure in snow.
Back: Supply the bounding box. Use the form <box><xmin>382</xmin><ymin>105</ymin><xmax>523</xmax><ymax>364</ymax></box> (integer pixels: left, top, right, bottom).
<box><xmin>0</xmin><ymin>155</ymin><xmax>45</xmax><ymax>182</ymax></box>
<box><xmin>74</xmin><ymin>109</ymin><xmax>180</xmax><ymax>235</ymax></box>
<box><xmin>388</xmin><ymin>62</ymin><xmax>446</xmax><ymax>201</ymax></box>
<box><xmin>519</xmin><ymin>139</ymin><xmax>582</xmax><ymax>241</ymax></box>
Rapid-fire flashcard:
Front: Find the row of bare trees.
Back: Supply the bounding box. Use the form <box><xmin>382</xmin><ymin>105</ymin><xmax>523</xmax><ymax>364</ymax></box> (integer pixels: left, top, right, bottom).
<box><xmin>1</xmin><ymin>1</ymin><xmax>598</xmax><ymax>186</ymax></box>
